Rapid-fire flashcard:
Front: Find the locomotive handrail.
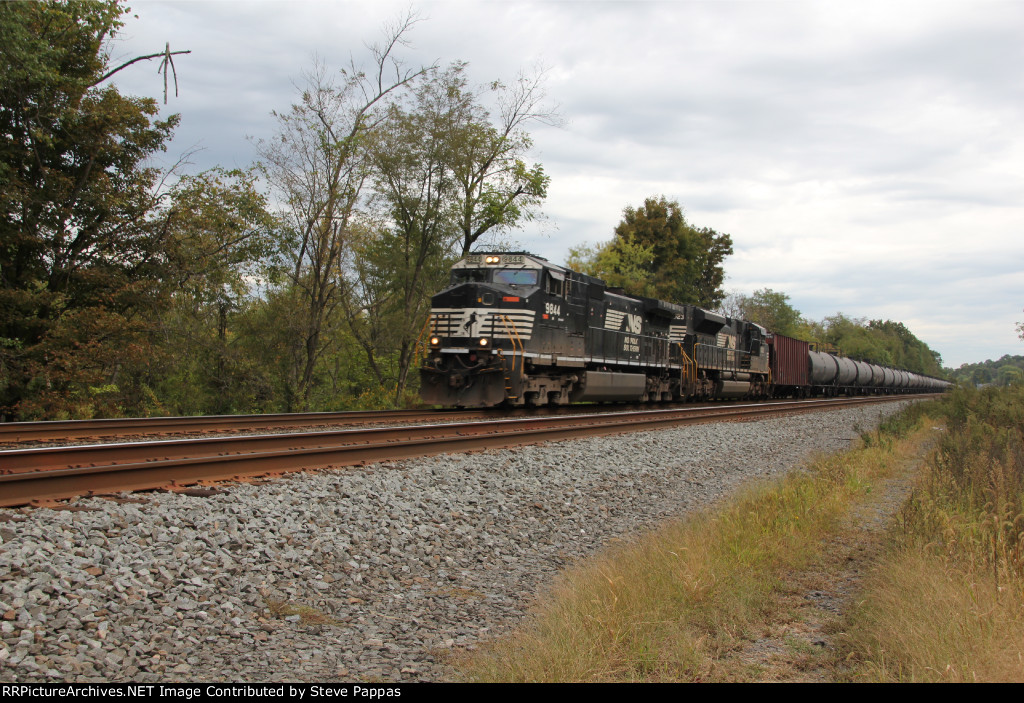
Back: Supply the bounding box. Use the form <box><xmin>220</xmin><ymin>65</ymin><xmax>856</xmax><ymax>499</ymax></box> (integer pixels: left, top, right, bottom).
<box><xmin>415</xmin><ymin>316</ymin><xmax>436</xmax><ymax>367</ymax></box>
<box><xmin>694</xmin><ymin>342</ymin><xmax>753</xmax><ymax>375</ymax></box>
<box><xmin>677</xmin><ymin>343</ymin><xmax>697</xmax><ymax>396</ymax></box>
<box><xmin>496</xmin><ymin>314</ymin><xmax>524</xmax><ymax>374</ymax></box>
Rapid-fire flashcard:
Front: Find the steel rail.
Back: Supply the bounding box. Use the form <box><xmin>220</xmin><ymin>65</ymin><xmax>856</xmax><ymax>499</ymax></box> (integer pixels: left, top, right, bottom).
<box><xmin>0</xmin><ymin>395</ymin><xmax>932</xmax><ymax>508</ymax></box>
<box><xmin>0</xmin><ymin>408</ymin><xmax>496</xmax><ymax>444</ymax></box>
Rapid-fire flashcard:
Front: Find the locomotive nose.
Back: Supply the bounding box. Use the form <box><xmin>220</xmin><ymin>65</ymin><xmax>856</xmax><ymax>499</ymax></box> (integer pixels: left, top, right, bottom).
<box><xmin>448</xmin><ymin>282</ymin><xmax>525</xmax><ymax>307</ymax></box>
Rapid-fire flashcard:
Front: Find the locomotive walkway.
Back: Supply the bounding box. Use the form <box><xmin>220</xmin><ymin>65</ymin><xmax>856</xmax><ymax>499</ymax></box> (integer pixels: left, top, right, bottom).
<box><xmin>0</xmin><ymin>396</ymin><xmax>935</xmax><ymax>508</ymax></box>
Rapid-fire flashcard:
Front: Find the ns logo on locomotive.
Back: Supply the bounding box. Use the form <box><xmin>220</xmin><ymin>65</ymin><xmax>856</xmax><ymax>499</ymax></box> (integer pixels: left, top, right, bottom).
<box><xmin>420</xmin><ymin>253</ymin><xmax>950</xmax><ymax>408</ymax></box>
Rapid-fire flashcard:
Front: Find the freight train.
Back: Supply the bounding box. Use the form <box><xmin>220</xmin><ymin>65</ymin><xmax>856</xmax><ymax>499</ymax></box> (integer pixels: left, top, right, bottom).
<box><xmin>419</xmin><ymin>252</ymin><xmax>950</xmax><ymax>407</ymax></box>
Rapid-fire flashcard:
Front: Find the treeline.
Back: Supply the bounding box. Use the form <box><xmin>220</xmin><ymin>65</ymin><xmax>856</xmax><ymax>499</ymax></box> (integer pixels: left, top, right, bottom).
<box><xmin>721</xmin><ymin>290</ymin><xmax>945</xmax><ymax>377</ymax></box>
<box><xmin>945</xmin><ymin>355</ymin><xmax>1024</xmax><ymax>386</ymax></box>
<box><xmin>0</xmin><ymin>2</ymin><xmax>554</xmax><ymax>420</ymax></box>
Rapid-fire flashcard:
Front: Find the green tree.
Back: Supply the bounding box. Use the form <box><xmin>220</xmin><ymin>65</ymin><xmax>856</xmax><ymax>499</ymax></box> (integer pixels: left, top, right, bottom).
<box><xmin>0</xmin><ymin>0</ymin><xmax>179</xmax><ymax>419</ymax></box>
<box><xmin>732</xmin><ymin>288</ymin><xmax>803</xmax><ymax>337</ymax></box>
<box><xmin>998</xmin><ymin>365</ymin><xmax>1023</xmax><ymax>386</ymax></box>
<box><xmin>151</xmin><ymin>167</ymin><xmax>283</xmax><ymax>415</ymax></box>
<box><xmin>567</xmin><ymin>238</ymin><xmax>656</xmax><ymax>296</ymax></box>
<box><xmin>823</xmin><ymin>314</ymin><xmax>894</xmax><ymax>366</ymax></box>
<box><xmin>868</xmin><ymin>319</ymin><xmax>943</xmax><ymax>376</ymax></box>
<box><xmin>255</xmin><ymin>14</ymin><xmax>432</xmax><ymax>410</ymax></box>
<box><xmin>569</xmin><ymin>197</ymin><xmax>733</xmax><ymax>308</ymax></box>
<box><xmin>817</xmin><ymin>315</ymin><xmax>944</xmax><ymax>376</ymax></box>
<box><xmin>946</xmin><ymin>355</ymin><xmax>1024</xmax><ymax>387</ymax></box>
<box><xmin>449</xmin><ymin>66</ymin><xmax>555</xmax><ymax>255</ymax></box>
<box><xmin>356</xmin><ymin>63</ymin><xmax>555</xmax><ymax>400</ymax></box>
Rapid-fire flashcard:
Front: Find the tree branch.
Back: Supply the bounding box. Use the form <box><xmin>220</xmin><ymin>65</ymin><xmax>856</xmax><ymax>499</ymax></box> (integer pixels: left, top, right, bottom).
<box><xmin>91</xmin><ymin>46</ymin><xmax>192</xmax><ymax>103</ymax></box>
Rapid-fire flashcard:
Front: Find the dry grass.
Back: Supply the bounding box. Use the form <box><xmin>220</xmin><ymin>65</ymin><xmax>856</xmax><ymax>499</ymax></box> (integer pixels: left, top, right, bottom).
<box><xmin>842</xmin><ymin>550</ymin><xmax>1024</xmax><ymax>682</ymax></box>
<box><xmin>452</xmin><ymin>413</ymin><xmax>923</xmax><ymax>682</ymax></box>
<box><xmin>841</xmin><ymin>385</ymin><xmax>1024</xmax><ymax>682</ymax></box>
<box><xmin>265</xmin><ymin>598</ymin><xmax>343</xmax><ymax>626</ymax></box>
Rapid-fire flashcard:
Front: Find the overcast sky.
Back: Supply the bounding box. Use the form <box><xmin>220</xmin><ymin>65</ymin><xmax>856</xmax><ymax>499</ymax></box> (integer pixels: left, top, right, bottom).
<box><xmin>107</xmin><ymin>0</ymin><xmax>1024</xmax><ymax>368</ymax></box>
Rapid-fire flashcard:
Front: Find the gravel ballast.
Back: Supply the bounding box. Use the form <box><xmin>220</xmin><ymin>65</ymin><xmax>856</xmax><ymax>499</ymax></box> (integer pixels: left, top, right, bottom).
<box><xmin>0</xmin><ymin>401</ymin><xmax>914</xmax><ymax>682</ymax></box>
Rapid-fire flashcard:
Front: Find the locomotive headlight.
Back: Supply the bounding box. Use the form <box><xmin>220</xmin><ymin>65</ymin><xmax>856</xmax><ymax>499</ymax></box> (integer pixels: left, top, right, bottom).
<box><xmin>478</xmin><ymin>338</ymin><xmax>489</xmax><ymax>347</ymax></box>
<box><xmin>484</xmin><ymin>255</ymin><xmax>500</xmax><ymax>264</ymax></box>
<box><xmin>430</xmin><ymin>336</ymin><xmax>441</xmax><ymax>346</ymax></box>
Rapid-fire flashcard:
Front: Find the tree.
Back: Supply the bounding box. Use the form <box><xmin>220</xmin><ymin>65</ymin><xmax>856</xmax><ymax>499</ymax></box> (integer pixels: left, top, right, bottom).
<box><xmin>868</xmin><ymin>319</ymin><xmax>943</xmax><ymax>376</ymax></box>
<box><xmin>568</xmin><ymin>196</ymin><xmax>733</xmax><ymax>308</ymax></box>
<box><xmin>449</xmin><ymin>66</ymin><xmax>556</xmax><ymax>255</ymax></box>
<box><xmin>152</xmin><ymin>167</ymin><xmax>283</xmax><ymax>415</ymax></box>
<box><xmin>567</xmin><ymin>237</ymin><xmax>656</xmax><ymax>296</ymax></box>
<box><xmin>0</xmin><ymin>0</ymin><xmax>180</xmax><ymax>419</ymax></box>
<box><xmin>947</xmin><ymin>355</ymin><xmax>1024</xmax><ymax>387</ymax></box>
<box><xmin>815</xmin><ymin>315</ymin><xmax>944</xmax><ymax>376</ymax></box>
<box><xmin>824</xmin><ymin>314</ymin><xmax>894</xmax><ymax>367</ymax></box>
<box><xmin>353</xmin><ymin>67</ymin><xmax>466</xmax><ymax>400</ymax></box>
<box><xmin>733</xmin><ymin>288</ymin><xmax>803</xmax><ymax>337</ymax></box>
<box><xmin>355</xmin><ymin>63</ymin><xmax>555</xmax><ymax>400</ymax></box>
<box><xmin>255</xmin><ymin>13</ymin><xmax>433</xmax><ymax>410</ymax></box>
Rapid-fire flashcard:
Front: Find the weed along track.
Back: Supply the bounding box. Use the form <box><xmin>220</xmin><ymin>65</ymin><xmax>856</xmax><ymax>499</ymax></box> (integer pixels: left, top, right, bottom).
<box><xmin>0</xmin><ymin>400</ymin><xmax>921</xmax><ymax>682</ymax></box>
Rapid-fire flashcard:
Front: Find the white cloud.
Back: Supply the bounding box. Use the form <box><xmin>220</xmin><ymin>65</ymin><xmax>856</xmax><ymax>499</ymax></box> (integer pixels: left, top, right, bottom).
<box><xmin>105</xmin><ymin>0</ymin><xmax>1024</xmax><ymax>367</ymax></box>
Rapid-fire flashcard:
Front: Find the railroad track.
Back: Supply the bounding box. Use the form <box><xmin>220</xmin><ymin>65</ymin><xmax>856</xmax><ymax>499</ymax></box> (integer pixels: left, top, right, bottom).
<box><xmin>0</xmin><ymin>395</ymin><xmax>936</xmax><ymax>508</ymax></box>
<box><xmin>0</xmin><ymin>408</ymin><xmax>498</xmax><ymax>444</ymax></box>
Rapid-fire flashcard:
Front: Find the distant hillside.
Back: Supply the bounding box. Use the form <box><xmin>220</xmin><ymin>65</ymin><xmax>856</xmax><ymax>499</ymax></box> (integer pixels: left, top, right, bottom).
<box><xmin>945</xmin><ymin>355</ymin><xmax>1024</xmax><ymax>386</ymax></box>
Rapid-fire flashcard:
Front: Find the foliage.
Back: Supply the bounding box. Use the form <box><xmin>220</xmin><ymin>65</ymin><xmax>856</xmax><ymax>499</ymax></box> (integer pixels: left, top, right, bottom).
<box><xmin>816</xmin><ymin>315</ymin><xmax>944</xmax><ymax>376</ymax></box>
<box><xmin>446</xmin><ymin>65</ymin><xmax>556</xmax><ymax>256</ymax></box>
<box><xmin>0</xmin><ymin>0</ymin><xmax>179</xmax><ymax>419</ymax></box>
<box><xmin>568</xmin><ymin>196</ymin><xmax>733</xmax><ymax>308</ymax></box>
<box><xmin>945</xmin><ymin>355</ymin><xmax>1024</xmax><ymax>387</ymax></box>
<box><xmin>258</xmin><ymin>34</ymin><xmax>555</xmax><ymax>408</ymax></box>
<box><xmin>566</xmin><ymin>238</ymin><xmax>656</xmax><ymax>298</ymax></box>
<box><xmin>1</xmin><ymin>5</ymin><xmax>555</xmax><ymax>418</ymax></box>
<box><xmin>148</xmin><ymin>167</ymin><xmax>284</xmax><ymax>415</ymax></box>
<box><xmin>719</xmin><ymin>292</ymin><xmax>945</xmax><ymax>376</ymax></box>
<box><xmin>254</xmin><ymin>15</ymin><xmax>433</xmax><ymax>411</ymax></box>
<box><xmin>729</xmin><ymin>288</ymin><xmax>803</xmax><ymax>337</ymax></box>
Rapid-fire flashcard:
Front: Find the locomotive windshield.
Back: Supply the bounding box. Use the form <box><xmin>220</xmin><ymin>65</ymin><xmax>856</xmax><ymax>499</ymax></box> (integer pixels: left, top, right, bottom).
<box><xmin>450</xmin><ymin>268</ymin><xmax>539</xmax><ymax>286</ymax></box>
<box><xmin>493</xmin><ymin>269</ymin><xmax>538</xmax><ymax>286</ymax></box>
<box><xmin>451</xmin><ymin>269</ymin><xmax>488</xmax><ymax>284</ymax></box>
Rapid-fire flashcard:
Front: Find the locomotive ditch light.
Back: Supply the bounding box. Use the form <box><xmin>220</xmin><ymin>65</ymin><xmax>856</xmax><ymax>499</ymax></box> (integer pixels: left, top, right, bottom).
<box><xmin>430</xmin><ymin>336</ymin><xmax>441</xmax><ymax>346</ymax></box>
<box><xmin>478</xmin><ymin>338</ymin><xmax>490</xmax><ymax>347</ymax></box>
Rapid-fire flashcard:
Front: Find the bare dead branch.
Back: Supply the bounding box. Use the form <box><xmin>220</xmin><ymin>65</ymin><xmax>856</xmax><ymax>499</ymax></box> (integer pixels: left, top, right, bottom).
<box><xmin>91</xmin><ymin>45</ymin><xmax>192</xmax><ymax>103</ymax></box>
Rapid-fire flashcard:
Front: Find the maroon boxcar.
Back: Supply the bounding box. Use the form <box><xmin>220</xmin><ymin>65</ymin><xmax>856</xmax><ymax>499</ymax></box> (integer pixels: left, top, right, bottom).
<box><xmin>767</xmin><ymin>333</ymin><xmax>809</xmax><ymax>396</ymax></box>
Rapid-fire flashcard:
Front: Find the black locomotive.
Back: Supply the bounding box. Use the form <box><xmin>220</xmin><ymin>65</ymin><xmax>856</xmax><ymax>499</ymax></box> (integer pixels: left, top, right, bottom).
<box><xmin>419</xmin><ymin>252</ymin><xmax>949</xmax><ymax>407</ymax></box>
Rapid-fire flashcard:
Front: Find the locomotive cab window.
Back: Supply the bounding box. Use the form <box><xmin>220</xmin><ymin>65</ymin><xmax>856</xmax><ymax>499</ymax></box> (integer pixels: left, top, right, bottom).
<box><xmin>451</xmin><ymin>269</ymin><xmax>488</xmax><ymax>284</ymax></box>
<box><xmin>546</xmin><ymin>270</ymin><xmax>565</xmax><ymax>297</ymax></box>
<box><xmin>492</xmin><ymin>269</ymin><xmax>538</xmax><ymax>286</ymax></box>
